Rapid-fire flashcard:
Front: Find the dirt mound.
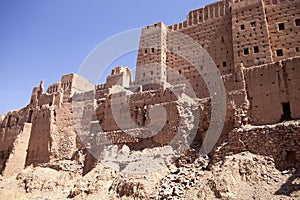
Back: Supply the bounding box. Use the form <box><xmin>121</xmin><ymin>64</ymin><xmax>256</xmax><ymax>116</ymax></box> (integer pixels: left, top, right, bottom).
<box><xmin>0</xmin><ymin>152</ymin><xmax>299</xmax><ymax>199</ymax></box>
<box><xmin>184</xmin><ymin>152</ymin><xmax>300</xmax><ymax>199</ymax></box>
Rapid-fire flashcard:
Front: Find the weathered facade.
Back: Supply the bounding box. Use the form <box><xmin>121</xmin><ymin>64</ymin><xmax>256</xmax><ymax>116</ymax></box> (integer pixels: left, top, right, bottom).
<box><xmin>0</xmin><ymin>0</ymin><xmax>299</xmax><ymax>176</ymax></box>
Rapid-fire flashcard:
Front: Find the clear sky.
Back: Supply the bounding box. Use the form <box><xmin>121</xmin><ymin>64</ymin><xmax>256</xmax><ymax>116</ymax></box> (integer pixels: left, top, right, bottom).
<box><xmin>0</xmin><ymin>0</ymin><xmax>216</xmax><ymax>114</ymax></box>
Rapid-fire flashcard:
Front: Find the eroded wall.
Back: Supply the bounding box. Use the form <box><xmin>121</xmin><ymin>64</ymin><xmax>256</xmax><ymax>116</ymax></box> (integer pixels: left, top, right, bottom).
<box><xmin>244</xmin><ymin>57</ymin><xmax>300</xmax><ymax>125</ymax></box>
<box><xmin>213</xmin><ymin>121</ymin><xmax>300</xmax><ymax>170</ymax></box>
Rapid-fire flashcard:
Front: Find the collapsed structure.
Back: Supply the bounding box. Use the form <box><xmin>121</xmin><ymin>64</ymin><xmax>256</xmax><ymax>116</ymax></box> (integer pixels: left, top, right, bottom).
<box><xmin>0</xmin><ymin>0</ymin><xmax>299</xmax><ymax>177</ymax></box>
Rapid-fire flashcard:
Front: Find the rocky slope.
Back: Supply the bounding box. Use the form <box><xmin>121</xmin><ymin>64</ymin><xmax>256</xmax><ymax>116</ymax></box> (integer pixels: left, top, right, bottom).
<box><xmin>0</xmin><ymin>150</ymin><xmax>299</xmax><ymax>200</ymax></box>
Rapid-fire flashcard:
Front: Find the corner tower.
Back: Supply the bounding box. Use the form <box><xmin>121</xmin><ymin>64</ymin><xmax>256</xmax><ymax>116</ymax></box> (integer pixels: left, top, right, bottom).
<box><xmin>134</xmin><ymin>22</ymin><xmax>168</xmax><ymax>87</ymax></box>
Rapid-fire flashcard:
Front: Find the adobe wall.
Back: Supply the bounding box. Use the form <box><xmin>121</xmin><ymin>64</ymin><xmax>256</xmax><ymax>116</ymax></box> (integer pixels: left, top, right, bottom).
<box><xmin>93</xmin><ymin>86</ymin><xmax>200</xmax><ymax>151</ymax></box>
<box><xmin>213</xmin><ymin>121</ymin><xmax>300</xmax><ymax>170</ymax></box>
<box><xmin>25</xmin><ymin>74</ymin><xmax>93</xmax><ymax>165</ymax></box>
<box><xmin>264</xmin><ymin>0</ymin><xmax>300</xmax><ymax>62</ymax></box>
<box><xmin>0</xmin><ymin>73</ymin><xmax>93</xmax><ymax>174</ymax></box>
<box><xmin>25</xmin><ymin>106</ymin><xmax>51</xmax><ymax>165</ymax></box>
<box><xmin>134</xmin><ymin>0</ymin><xmax>299</xmax><ymax>126</ymax></box>
<box><xmin>244</xmin><ymin>57</ymin><xmax>300</xmax><ymax>125</ymax></box>
<box><xmin>96</xmin><ymin>86</ymin><xmax>179</xmax><ymax>132</ymax></box>
<box><xmin>48</xmin><ymin>103</ymin><xmax>78</xmax><ymax>160</ymax></box>
<box><xmin>106</xmin><ymin>66</ymin><xmax>132</xmax><ymax>88</ymax></box>
<box><xmin>0</xmin><ymin>108</ymin><xmax>29</xmax><ymax>173</ymax></box>
<box><xmin>171</xmin><ymin>0</ymin><xmax>234</xmax><ymax>75</ymax></box>
<box><xmin>231</xmin><ymin>0</ymin><xmax>273</xmax><ymax>67</ymax></box>
<box><xmin>2</xmin><ymin>123</ymin><xmax>32</xmax><ymax>178</ymax></box>
<box><xmin>135</xmin><ymin>22</ymin><xmax>168</xmax><ymax>86</ymax></box>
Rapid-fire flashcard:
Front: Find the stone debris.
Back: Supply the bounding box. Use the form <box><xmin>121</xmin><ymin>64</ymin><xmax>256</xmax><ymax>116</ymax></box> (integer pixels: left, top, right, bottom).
<box><xmin>155</xmin><ymin>154</ymin><xmax>209</xmax><ymax>199</ymax></box>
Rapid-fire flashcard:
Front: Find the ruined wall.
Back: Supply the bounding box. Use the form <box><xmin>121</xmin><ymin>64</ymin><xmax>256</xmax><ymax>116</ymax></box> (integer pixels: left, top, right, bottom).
<box><xmin>213</xmin><ymin>121</ymin><xmax>300</xmax><ymax>170</ymax></box>
<box><xmin>2</xmin><ymin>123</ymin><xmax>32</xmax><ymax>177</ymax></box>
<box><xmin>244</xmin><ymin>57</ymin><xmax>300</xmax><ymax>125</ymax></box>
<box><xmin>106</xmin><ymin>66</ymin><xmax>132</xmax><ymax>88</ymax></box>
<box><xmin>94</xmin><ymin>85</ymin><xmax>200</xmax><ymax>151</ymax></box>
<box><xmin>49</xmin><ymin>103</ymin><xmax>78</xmax><ymax>160</ymax></box>
<box><xmin>47</xmin><ymin>82</ymin><xmax>61</xmax><ymax>94</ymax></box>
<box><xmin>0</xmin><ymin>73</ymin><xmax>93</xmax><ymax>174</ymax></box>
<box><xmin>96</xmin><ymin>86</ymin><xmax>179</xmax><ymax>132</ymax></box>
<box><xmin>0</xmin><ymin>108</ymin><xmax>29</xmax><ymax>173</ymax></box>
<box><xmin>25</xmin><ymin>107</ymin><xmax>51</xmax><ymax>165</ymax></box>
<box><xmin>60</xmin><ymin>73</ymin><xmax>95</xmax><ymax>102</ymax></box>
<box><xmin>285</xmin><ymin>58</ymin><xmax>300</xmax><ymax>120</ymax></box>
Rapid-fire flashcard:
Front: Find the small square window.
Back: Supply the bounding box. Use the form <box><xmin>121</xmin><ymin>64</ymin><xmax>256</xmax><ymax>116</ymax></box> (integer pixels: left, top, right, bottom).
<box><xmin>151</xmin><ymin>48</ymin><xmax>155</xmax><ymax>53</ymax></box>
<box><xmin>251</xmin><ymin>21</ymin><xmax>256</xmax><ymax>27</ymax></box>
<box><xmin>144</xmin><ymin>49</ymin><xmax>147</xmax><ymax>54</ymax></box>
<box><xmin>223</xmin><ymin>61</ymin><xmax>227</xmax><ymax>67</ymax></box>
<box><xmin>240</xmin><ymin>24</ymin><xmax>245</xmax><ymax>30</ymax></box>
<box><xmin>254</xmin><ymin>46</ymin><xmax>260</xmax><ymax>53</ymax></box>
<box><xmin>276</xmin><ymin>49</ymin><xmax>283</xmax><ymax>56</ymax></box>
<box><xmin>150</xmin><ymin>71</ymin><xmax>153</xmax><ymax>75</ymax></box>
<box><xmin>244</xmin><ymin>48</ymin><xmax>249</xmax><ymax>55</ymax></box>
<box><xmin>296</xmin><ymin>47</ymin><xmax>299</xmax><ymax>52</ymax></box>
<box><xmin>278</xmin><ymin>23</ymin><xmax>285</xmax><ymax>30</ymax></box>
<box><xmin>295</xmin><ymin>18</ymin><xmax>300</xmax><ymax>26</ymax></box>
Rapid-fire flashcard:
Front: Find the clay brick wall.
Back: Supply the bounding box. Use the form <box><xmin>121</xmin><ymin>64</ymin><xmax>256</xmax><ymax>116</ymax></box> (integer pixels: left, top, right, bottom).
<box><xmin>47</xmin><ymin>82</ymin><xmax>61</xmax><ymax>94</ymax></box>
<box><xmin>61</xmin><ymin>73</ymin><xmax>95</xmax><ymax>101</ymax></box>
<box><xmin>135</xmin><ymin>22</ymin><xmax>167</xmax><ymax>86</ymax></box>
<box><xmin>177</xmin><ymin>0</ymin><xmax>234</xmax><ymax>75</ymax></box>
<box><xmin>93</xmin><ymin>89</ymin><xmax>199</xmax><ymax>150</ymax></box>
<box><xmin>0</xmin><ymin>108</ymin><xmax>28</xmax><ymax>173</ymax></box>
<box><xmin>264</xmin><ymin>0</ymin><xmax>300</xmax><ymax>62</ymax></box>
<box><xmin>135</xmin><ymin>0</ymin><xmax>242</xmax><ymax>101</ymax></box>
<box><xmin>2</xmin><ymin>123</ymin><xmax>32</xmax><ymax>177</ymax></box>
<box><xmin>284</xmin><ymin>58</ymin><xmax>300</xmax><ymax>120</ymax></box>
<box><xmin>25</xmin><ymin>107</ymin><xmax>51</xmax><ymax>166</ymax></box>
<box><xmin>49</xmin><ymin>103</ymin><xmax>78</xmax><ymax>160</ymax></box>
<box><xmin>96</xmin><ymin>87</ymin><xmax>178</xmax><ymax>132</ymax></box>
<box><xmin>106</xmin><ymin>66</ymin><xmax>132</xmax><ymax>88</ymax></box>
<box><xmin>213</xmin><ymin>121</ymin><xmax>300</xmax><ymax>170</ymax></box>
<box><xmin>244</xmin><ymin>57</ymin><xmax>300</xmax><ymax>125</ymax></box>
<box><xmin>231</xmin><ymin>0</ymin><xmax>273</xmax><ymax>67</ymax></box>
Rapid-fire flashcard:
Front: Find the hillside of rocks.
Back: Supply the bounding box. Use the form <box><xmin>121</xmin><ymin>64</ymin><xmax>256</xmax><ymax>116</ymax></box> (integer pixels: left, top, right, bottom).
<box><xmin>0</xmin><ymin>147</ymin><xmax>299</xmax><ymax>200</ymax></box>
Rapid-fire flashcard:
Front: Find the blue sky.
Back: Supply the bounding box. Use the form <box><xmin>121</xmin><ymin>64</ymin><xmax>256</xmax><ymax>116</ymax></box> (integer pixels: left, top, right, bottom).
<box><xmin>0</xmin><ymin>0</ymin><xmax>215</xmax><ymax>114</ymax></box>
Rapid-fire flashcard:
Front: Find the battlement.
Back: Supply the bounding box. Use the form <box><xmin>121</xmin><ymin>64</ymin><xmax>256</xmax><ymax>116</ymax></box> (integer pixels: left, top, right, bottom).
<box><xmin>231</xmin><ymin>0</ymin><xmax>261</xmax><ymax>5</ymax></box>
<box><xmin>263</xmin><ymin>0</ymin><xmax>296</xmax><ymax>5</ymax></box>
<box><xmin>144</xmin><ymin>22</ymin><xmax>168</xmax><ymax>30</ymax></box>
<box><xmin>106</xmin><ymin>66</ymin><xmax>132</xmax><ymax>88</ymax></box>
<box><xmin>187</xmin><ymin>0</ymin><xmax>231</xmax><ymax>26</ymax></box>
<box><xmin>111</xmin><ymin>66</ymin><xmax>130</xmax><ymax>75</ymax></box>
<box><xmin>47</xmin><ymin>82</ymin><xmax>61</xmax><ymax>94</ymax></box>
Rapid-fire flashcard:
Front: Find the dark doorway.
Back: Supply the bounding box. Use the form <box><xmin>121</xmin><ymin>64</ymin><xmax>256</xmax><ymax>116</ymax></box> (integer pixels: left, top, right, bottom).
<box><xmin>286</xmin><ymin>151</ymin><xmax>296</xmax><ymax>164</ymax></box>
<box><xmin>281</xmin><ymin>102</ymin><xmax>291</xmax><ymax>121</ymax></box>
<box><xmin>27</xmin><ymin>110</ymin><xmax>33</xmax><ymax>123</ymax></box>
<box><xmin>7</xmin><ymin>115</ymin><xmax>12</xmax><ymax>128</ymax></box>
